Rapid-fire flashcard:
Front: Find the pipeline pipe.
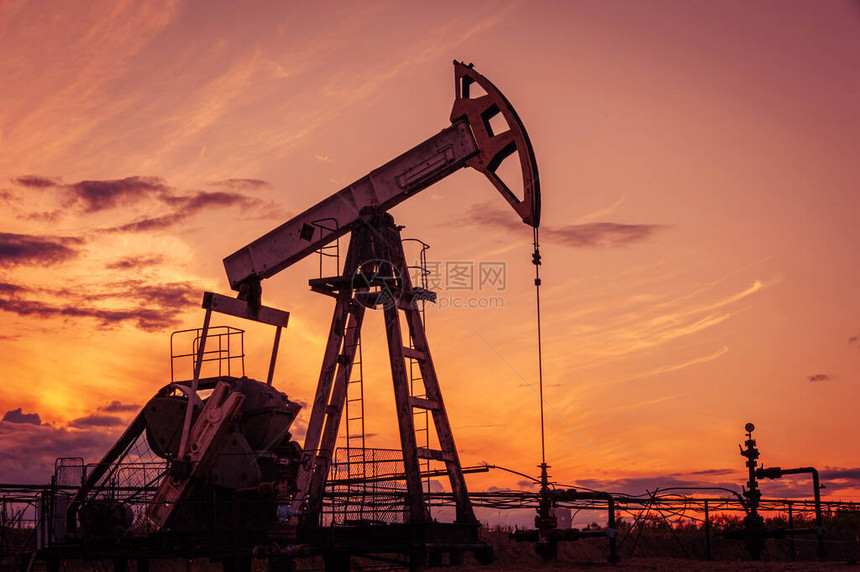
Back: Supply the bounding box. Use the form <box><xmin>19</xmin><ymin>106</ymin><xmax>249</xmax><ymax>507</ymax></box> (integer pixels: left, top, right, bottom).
<box><xmin>755</xmin><ymin>466</ymin><xmax>824</xmax><ymax>560</ymax></box>
<box><xmin>569</xmin><ymin>491</ymin><xmax>618</xmax><ymax>564</ymax></box>
<box><xmin>775</xmin><ymin>467</ymin><xmax>824</xmax><ymax>560</ymax></box>
<box><xmin>512</xmin><ymin>489</ymin><xmax>619</xmax><ymax>564</ymax></box>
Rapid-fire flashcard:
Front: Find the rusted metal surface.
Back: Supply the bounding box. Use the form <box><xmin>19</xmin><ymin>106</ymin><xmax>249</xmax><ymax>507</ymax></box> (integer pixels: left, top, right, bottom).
<box><xmin>202</xmin><ymin>291</ymin><xmax>290</xmax><ymax>328</ymax></box>
<box><xmin>147</xmin><ymin>381</ymin><xmax>245</xmax><ymax>529</ymax></box>
<box><xmin>451</xmin><ymin>60</ymin><xmax>540</xmax><ymax>227</ymax></box>
<box><xmin>222</xmin><ymin>122</ymin><xmax>478</xmax><ymax>291</ymax></box>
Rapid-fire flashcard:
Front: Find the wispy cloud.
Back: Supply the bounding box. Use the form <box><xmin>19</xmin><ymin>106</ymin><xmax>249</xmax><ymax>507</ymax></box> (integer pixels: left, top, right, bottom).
<box><xmin>208</xmin><ymin>178</ymin><xmax>270</xmax><ymax>190</ymax></box>
<box><xmin>100</xmin><ymin>213</ymin><xmax>187</xmax><ymax>234</ymax></box>
<box><xmin>462</xmin><ymin>202</ymin><xmax>666</xmax><ymax>248</ymax></box>
<box><xmin>546</xmin><ymin>270</ymin><xmax>780</xmax><ymax>382</ymax></box>
<box><xmin>580</xmin><ymin>278</ymin><xmax>774</xmax><ymax>361</ymax></box>
<box><xmin>574</xmin><ymin>195</ymin><xmax>626</xmax><ymax>224</ymax></box>
<box><xmin>550</xmin><ymin>222</ymin><xmax>667</xmax><ymax>248</ymax></box>
<box><xmin>0</xmin><ymin>232</ymin><xmax>83</xmax><ymax>267</ymax></box>
<box><xmin>105</xmin><ymin>254</ymin><xmax>165</xmax><ymax>270</ymax></box>
<box><xmin>633</xmin><ymin>346</ymin><xmax>730</xmax><ymax>380</ymax></box>
<box><xmin>0</xmin><ymin>1</ymin><xmax>183</xmax><ymax>172</ymax></box>
<box><xmin>64</xmin><ymin>176</ymin><xmax>169</xmax><ymax>212</ymax></box>
<box><xmin>0</xmin><ymin>279</ymin><xmax>200</xmax><ymax>331</ymax></box>
<box><xmin>0</xmin><ymin>298</ymin><xmax>181</xmax><ymax>331</ymax></box>
<box><xmin>10</xmin><ymin>175</ymin><xmax>60</xmax><ymax>188</ymax></box>
<box><xmin>0</xmin><ymin>282</ymin><xmax>24</xmax><ymax>294</ymax></box>
<box><xmin>159</xmin><ymin>189</ymin><xmax>263</xmax><ymax>212</ymax></box>
<box><xmin>68</xmin><ymin>413</ymin><xmax>124</xmax><ymax>428</ymax></box>
<box><xmin>808</xmin><ymin>373</ymin><xmax>833</xmax><ymax>382</ymax></box>
<box><xmin>17</xmin><ymin>210</ymin><xmax>63</xmax><ymax>223</ymax></box>
<box><xmin>99</xmin><ymin>401</ymin><xmax>140</xmax><ymax>413</ymax></box>
<box><xmin>11</xmin><ymin>175</ymin><xmax>170</xmax><ymax>212</ymax></box>
<box><xmin>606</xmin><ymin>392</ymin><xmax>688</xmax><ymax>413</ymax></box>
<box><xmin>8</xmin><ymin>173</ymin><xmax>276</xmax><ymax>233</ymax></box>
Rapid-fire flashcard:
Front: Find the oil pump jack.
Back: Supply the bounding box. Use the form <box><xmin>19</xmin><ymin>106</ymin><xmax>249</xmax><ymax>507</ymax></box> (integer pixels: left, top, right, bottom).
<box><xmin>224</xmin><ymin>59</ymin><xmax>539</xmax><ymax>529</ymax></box>
<box><xmin>53</xmin><ymin>62</ymin><xmax>541</xmax><ymax>570</ymax></box>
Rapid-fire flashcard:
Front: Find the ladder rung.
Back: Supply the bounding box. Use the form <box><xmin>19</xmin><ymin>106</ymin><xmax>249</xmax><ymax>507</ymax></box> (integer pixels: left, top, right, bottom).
<box><xmin>417</xmin><ymin>447</ymin><xmax>451</xmax><ymax>462</ymax></box>
<box><xmin>409</xmin><ymin>396</ymin><xmax>439</xmax><ymax>411</ymax></box>
<box><xmin>402</xmin><ymin>346</ymin><xmax>426</xmax><ymax>361</ymax></box>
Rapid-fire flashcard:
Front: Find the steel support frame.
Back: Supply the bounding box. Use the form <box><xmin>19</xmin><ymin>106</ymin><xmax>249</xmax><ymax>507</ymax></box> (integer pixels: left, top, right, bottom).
<box><xmin>294</xmin><ymin>209</ymin><xmax>476</xmax><ymax>527</ymax></box>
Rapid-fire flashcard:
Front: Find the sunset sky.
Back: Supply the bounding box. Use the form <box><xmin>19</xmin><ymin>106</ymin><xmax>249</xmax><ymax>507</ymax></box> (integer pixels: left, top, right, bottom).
<box><xmin>1</xmin><ymin>0</ymin><xmax>859</xmax><ymax>514</ymax></box>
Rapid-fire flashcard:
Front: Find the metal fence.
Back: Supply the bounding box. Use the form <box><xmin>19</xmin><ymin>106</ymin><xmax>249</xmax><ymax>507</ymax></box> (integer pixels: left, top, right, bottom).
<box><xmin>327</xmin><ymin>448</ymin><xmax>407</xmax><ymax>525</ymax></box>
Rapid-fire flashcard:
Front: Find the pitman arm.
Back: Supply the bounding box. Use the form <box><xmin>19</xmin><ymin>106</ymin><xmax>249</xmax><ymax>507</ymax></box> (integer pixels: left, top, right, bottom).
<box><xmin>223</xmin><ymin>61</ymin><xmax>540</xmax><ymax>294</ymax></box>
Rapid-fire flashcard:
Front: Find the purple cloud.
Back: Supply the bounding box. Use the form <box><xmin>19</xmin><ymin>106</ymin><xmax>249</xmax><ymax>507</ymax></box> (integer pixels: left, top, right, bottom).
<box><xmin>0</xmin><ymin>298</ymin><xmax>179</xmax><ymax>331</ymax></box>
<box><xmin>462</xmin><ymin>202</ymin><xmax>667</xmax><ymax>247</ymax></box>
<box><xmin>2</xmin><ymin>408</ymin><xmax>41</xmax><ymax>425</ymax></box>
<box><xmin>99</xmin><ymin>401</ymin><xmax>140</xmax><ymax>413</ymax></box>
<box><xmin>0</xmin><ymin>281</ymin><xmax>200</xmax><ymax>331</ymax></box>
<box><xmin>101</xmin><ymin>213</ymin><xmax>187</xmax><ymax>233</ymax></box>
<box><xmin>17</xmin><ymin>210</ymin><xmax>62</xmax><ymax>223</ymax></box>
<box><xmin>64</xmin><ymin>176</ymin><xmax>169</xmax><ymax>212</ymax></box>
<box><xmin>105</xmin><ymin>254</ymin><xmax>165</xmax><ymax>270</ymax></box>
<box><xmin>10</xmin><ymin>173</ymin><xmax>275</xmax><ymax>232</ymax></box>
<box><xmin>101</xmin><ymin>191</ymin><xmax>265</xmax><ymax>233</ymax></box>
<box><xmin>159</xmin><ymin>190</ymin><xmax>263</xmax><ymax>211</ymax></box>
<box><xmin>68</xmin><ymin>413</ymin><xmax>124</xmax><ymax>428</ymax></box>
<box><xmin>0</xmin><ymin>281</ymin><xmax>24</xmax><ymax>294</ymax></box>
<box><xmin>549</xmin><ymin>222</ymin><xmax>666</xmax><ymax>247</ymax></box>
<box><xmin>0</xmin><ymin>418</ymin><xmax>120</xmax><ymax>484</ymax></box>
<box><xmin>11</xmin><ymin>175</ymin><xmax>60</xmax><ymax>188</ymax></box>
<box><xmin>0</xmin><ymin>232</ymin><xmax>83</xmax><ymax>267</ymax></box>
<box><xmin>209</xmin><ymin>178</ymin><xmax>271</xmax><ymax>190</ymax></box>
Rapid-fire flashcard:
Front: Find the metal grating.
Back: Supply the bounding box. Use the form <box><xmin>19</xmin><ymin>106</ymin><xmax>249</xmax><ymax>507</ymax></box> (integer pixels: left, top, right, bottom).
<box><xmin>327</xmin><ymin>448</ymin><xmax>407</xmax><ymax>525</ymax></box>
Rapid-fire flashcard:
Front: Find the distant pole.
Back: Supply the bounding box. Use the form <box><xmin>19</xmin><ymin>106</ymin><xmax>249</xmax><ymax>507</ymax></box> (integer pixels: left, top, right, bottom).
<box><xmin>788</xmin><ymin>501</ymin><xmax>795</xmax><ymax>561</ymax></box>
<box><xmin>704</xmin><ymin>500</ymin><xmax>712</xmax><ymax>561</ymax></box>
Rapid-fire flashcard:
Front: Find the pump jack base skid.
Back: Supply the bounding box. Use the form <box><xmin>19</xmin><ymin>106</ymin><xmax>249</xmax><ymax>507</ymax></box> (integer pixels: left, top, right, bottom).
<box><xmin>296</xmin><ymin>522</ymin><xmax>492</xmax><ymax>569</ymax></box>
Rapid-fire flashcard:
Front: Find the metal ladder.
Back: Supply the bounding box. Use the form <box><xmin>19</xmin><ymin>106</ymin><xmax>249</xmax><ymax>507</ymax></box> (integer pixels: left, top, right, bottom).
<box><xmin>404</xmin><ymin>238</ymin><xmax>432</xmax><ymax>513</ymax></box>
<box><xmin>342</xmin><ymin>317</ymin><xmax>366</xmax><ymax>522</ymax></box>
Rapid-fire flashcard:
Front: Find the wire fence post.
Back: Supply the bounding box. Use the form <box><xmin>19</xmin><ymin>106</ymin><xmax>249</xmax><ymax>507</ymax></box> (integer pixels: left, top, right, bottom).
<box><xmin>704</xmin><ymin>500</ymin><xmax>711</xmax><ymax>561</ymax></box>
<box><xmin>788</xmin><ymin>501</ymin><xmax>795</xmax><ymax>561</ymax></box>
